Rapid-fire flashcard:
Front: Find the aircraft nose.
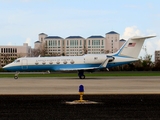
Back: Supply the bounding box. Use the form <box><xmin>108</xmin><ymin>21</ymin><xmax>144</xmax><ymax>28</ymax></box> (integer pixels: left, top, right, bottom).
<box><xmin>2</xmin><ymin>63</ymin><xmax>18</xmax><ymax>72</ymax></box>
<box><xmin>2</xmin><ymin>64</ymin><xmax>10</xmax><ymax>70</ymax></box>
<box><xmin>3</xmin><ymin>65</ymin><xmax>6</xmax><ymax>69</ymax></box>
<box><xmin>2</xmin><ymin>65</ymin><xmax>7</xmax><ymax>69</ymax></box>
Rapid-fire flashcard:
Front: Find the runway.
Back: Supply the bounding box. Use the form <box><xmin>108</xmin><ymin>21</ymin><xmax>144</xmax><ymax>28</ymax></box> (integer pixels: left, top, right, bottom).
<box><xmin>1</xmin><ymin>95</ymin><xmax>160</xmax><ymax>120</ymax></box>
<box><xmin>0</xmin><ymin>76</ymin><xmax>160</xmax><ymax>95</ymax></box>
<box><xmin>1</xmin><ymin>76</ymin><xmax>160</xmax><ymax>119</ymax></box>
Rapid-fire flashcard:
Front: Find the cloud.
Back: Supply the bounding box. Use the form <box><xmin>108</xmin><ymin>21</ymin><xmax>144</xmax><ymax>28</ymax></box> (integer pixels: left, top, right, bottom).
<box><xmin>144</xmin><ymin>39</ymin><xmax>160</xmax><ymax>61</ymax></box>
<box><xmin>121</xmin><ymin>26</ymin><xmax>144</xmax><ymax>40</ymax></box>
<box><xmin>155</xmin><ymin>40</ymin><xmax>160</xmax><ymax>50</ymax></box>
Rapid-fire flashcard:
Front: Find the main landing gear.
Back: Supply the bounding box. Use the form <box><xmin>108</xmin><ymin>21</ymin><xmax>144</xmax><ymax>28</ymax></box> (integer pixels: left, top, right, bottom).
<box><xmin>14</xmin><ymin>71</ymin><xmax>20</xmax><ymax>79</ymax></box>
<box><xmin>78</xmin><ymin>70</ymin><xmax>85</xmax><ymax>79</ymax></box>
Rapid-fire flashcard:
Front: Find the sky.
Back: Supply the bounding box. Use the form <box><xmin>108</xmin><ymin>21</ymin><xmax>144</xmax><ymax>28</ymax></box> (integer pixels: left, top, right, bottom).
<box><xmin>0</xmin><ymin>0</ymin><xmax>160</xmax><ymax>61</ymax></box>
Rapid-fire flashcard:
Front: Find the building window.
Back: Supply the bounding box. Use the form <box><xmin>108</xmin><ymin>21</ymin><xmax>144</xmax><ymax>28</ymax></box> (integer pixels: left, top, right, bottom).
<box><xmin>92</xmin><ymin>40</ymin><xmax>100</xmax><ymax>46</ymax></box>
<box><xmin>67</xmin><ymin>40</ymin><xmax>69</xmax><ymax>46</ymax></box>
<box><xmin>102</xmin><ymin>40</ymin><xmax>103</xmax><ymax>45</ymax></box>
<box><xmin>58</xmin><ymin>40</ymin><xmax>60</xmax><ymax>46</ymax></box>
<box><xmin>70</xmin><ymin>40</ymin><xmax>74</xmax><ymax>46</ymax></box>
<box><xmin>55</xmin><ymin>40</ymin><xmax>57</xmax><ymax>46</ymax></box>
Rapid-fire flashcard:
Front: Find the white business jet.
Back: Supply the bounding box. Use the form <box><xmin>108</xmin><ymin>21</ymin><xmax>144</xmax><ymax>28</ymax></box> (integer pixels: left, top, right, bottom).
<box><xmin>3</xmin><ymin>36</ymin><xmax>155</xmax><ymax>79</ymax></box>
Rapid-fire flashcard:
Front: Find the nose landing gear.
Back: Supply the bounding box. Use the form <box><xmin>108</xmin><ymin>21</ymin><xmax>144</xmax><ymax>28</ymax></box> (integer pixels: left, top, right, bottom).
<box><xmin>14</xmin><ymin>71</ymin><xmax>20</xmax><ymax>79</ymax></box>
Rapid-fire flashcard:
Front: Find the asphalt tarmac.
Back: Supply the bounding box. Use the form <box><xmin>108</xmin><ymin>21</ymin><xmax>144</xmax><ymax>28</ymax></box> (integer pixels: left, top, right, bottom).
<box><xmin>0</xmin><ymin>76</ymin><xmax>160</xmax><ymax>94</ymax></box>
<box><xmin>1</xmin><ymin>95</ymin><xmax>160</xmax><ymax>120</ymax></box>
<box><xmin>0</xmin><ymin>76</ymin><xmax>160</xmax><ymax>119</ymax></box>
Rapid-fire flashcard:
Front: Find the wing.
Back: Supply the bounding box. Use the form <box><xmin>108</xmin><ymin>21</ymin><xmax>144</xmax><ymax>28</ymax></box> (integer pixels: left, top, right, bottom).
<box><xmin>59</xmin><ymin>67</ymin><xmax>99</xmax><ymax>71</ymax></box>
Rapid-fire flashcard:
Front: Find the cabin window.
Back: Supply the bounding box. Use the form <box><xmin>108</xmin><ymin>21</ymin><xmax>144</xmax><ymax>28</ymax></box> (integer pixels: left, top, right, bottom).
<box><xmin>94</xmin><ymin>57</ymin><xmax>98</xmax><ymax>60</ymax></box>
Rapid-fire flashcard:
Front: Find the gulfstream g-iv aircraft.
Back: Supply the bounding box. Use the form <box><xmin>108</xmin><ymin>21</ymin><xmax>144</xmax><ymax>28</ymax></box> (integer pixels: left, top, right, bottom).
<box><xmin>3</xmin><ymin>36</ymin><xmax>155</xmax><ymax>79</ymax></box>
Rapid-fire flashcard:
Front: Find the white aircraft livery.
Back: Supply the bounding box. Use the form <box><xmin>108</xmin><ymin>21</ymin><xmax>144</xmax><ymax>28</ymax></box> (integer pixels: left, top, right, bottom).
<box><xmin>3</xmin><ymin>36</ymin><xmax>155</xmax><ymax>79</ymax></box>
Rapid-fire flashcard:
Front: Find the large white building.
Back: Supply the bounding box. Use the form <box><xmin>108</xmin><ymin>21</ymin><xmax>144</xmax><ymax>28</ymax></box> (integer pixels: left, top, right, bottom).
<box><xmin>105</xmin><ymin>31</ymin><xmax>120</xmax><ymax>53</ymax></box>
<box><xmin>86</xmin><ymin>35</ymin><xmax>105</xmax><ymax>54</ymax></box>
<box><xmin>34</xmin><ymin>31</ymin><xmax>126</xmax><ymax>56</ymax></box>
<box><xmin>45</xmin><ymin>36</ymin><xmax>64</xmax><ymax>56</ymax></box>
<box><xmin>65</xmin><ymin>36</ymin><xmax>85</xmax><ymax>56</ymax></box>
<box><xmin>0</xmin><ymin>43</ymin><xmax>31</xmax><ymax>67</ymax></box>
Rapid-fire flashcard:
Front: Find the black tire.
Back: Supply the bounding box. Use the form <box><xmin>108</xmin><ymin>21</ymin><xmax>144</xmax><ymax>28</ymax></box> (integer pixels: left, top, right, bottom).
<box><xmin>83</xmin><ymin>75</ymin><xmax>85</xmax><ymax>79</ymax></box>
<box><xmin>80</xmin><ymin>75</ymin><xmax>85</xmax><ymax>79</ymax></box>
<box><xmin>14</xmin><ymin>76</ymin><xmax>18</xmax><ymax>79</ymax></box>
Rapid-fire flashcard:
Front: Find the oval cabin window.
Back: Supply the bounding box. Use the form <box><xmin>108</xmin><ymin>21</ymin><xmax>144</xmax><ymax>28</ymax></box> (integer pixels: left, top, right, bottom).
<box><xmin>42</xmin><ymin>61</ymin><xmax>46</xmax><ymax>65</ymax></box>
<box><xmin>70</xmin><ymin>60</ymin><xmax>74</xmax><ymax>64</ymax></box>
<box><xmin>63</xmin><ymin>61</ymin><xmax>67</xmax><ymax>64</ymax></box>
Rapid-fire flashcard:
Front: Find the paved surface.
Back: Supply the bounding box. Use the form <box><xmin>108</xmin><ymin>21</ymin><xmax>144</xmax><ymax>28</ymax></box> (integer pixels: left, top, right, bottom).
<box><xmin>0</xmin><ymin>76</ymin><xmax>160</xmax><ymax>95</ymax></box>
<box><xmin>1</xmin><ymin>76</ymin><xmax>160</xmax><ymax>119</ymax></box>
<box><xmin>1</xmin><ymin>95</ymin><xmax>160</xmax><ymax>120</ymax></box>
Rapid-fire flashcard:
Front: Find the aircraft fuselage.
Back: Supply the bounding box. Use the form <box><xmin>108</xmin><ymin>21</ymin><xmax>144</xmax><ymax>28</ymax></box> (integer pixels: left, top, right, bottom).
<box><xmin>3</xmin><ymin>54</ymin><xmax>138</xmax><ymax>72</ymax></box>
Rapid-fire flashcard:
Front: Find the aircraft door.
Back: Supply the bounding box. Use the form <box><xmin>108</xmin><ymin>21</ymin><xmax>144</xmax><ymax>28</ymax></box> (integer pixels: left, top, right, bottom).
<box><xmin>21</xmin><ymin>59</ymin><xmax>28</xmax><ymax>70</ymax></box>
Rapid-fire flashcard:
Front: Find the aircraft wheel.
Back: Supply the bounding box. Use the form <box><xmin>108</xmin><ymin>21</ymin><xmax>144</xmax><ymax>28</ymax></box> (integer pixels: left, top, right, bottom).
<box><xmin>14</xmin><ymin>76</ymin><xmax>18</xmax><ymax>79</ymax></box>
<box><xmin>79</xmin><ymin>75</ymin><xmax>85</xmax><ymax>79</ymax></box>
<box><xmin>82</xmin><ymin>75</ymin><xmax>85</xmax><ymax>79</ymax></box>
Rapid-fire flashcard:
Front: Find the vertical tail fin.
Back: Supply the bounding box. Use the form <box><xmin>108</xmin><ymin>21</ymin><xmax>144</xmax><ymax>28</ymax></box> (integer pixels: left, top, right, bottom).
<box><xmin>117</xmin><ymin>36</ymin><xmax>156</xmax><ymax>58</ymax></box>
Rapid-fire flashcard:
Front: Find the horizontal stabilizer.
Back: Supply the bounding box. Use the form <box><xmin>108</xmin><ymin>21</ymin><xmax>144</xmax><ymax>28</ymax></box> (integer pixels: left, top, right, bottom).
<box><xmin>131</xmin><ymin>36</ymin><xmax>156</xmax><ymax>40</ymax></box>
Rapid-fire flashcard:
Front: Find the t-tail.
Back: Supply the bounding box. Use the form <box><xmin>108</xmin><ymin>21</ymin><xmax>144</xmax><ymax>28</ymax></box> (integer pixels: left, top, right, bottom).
<box><xmin>114</xmin><ymin>36</ymin><xmax>156</xmax><ymax>58</ymax></box>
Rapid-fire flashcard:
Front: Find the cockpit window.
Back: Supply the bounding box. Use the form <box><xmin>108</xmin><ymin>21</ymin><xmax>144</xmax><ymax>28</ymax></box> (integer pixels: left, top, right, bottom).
<box><xmin>14</xmin><ymin>59</ymin><xmax>20</xmax><ymax>63</ymax></box>
<box><xmin>17</xmin><ymin>60</ymin><xmax>20</xmax><ymax>62</ymax></box>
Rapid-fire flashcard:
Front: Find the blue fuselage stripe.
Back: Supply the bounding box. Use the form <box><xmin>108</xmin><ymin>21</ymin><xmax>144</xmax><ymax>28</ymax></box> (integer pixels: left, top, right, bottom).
<box><xmin>4</xmin><ymin>61</ymin><xmax>133</xmax><ymax>72</ymax></box>
<box><xmin>5</xmin><ymin>64</ymin><xmax>100</xmax><ymax>71</ymax></box>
